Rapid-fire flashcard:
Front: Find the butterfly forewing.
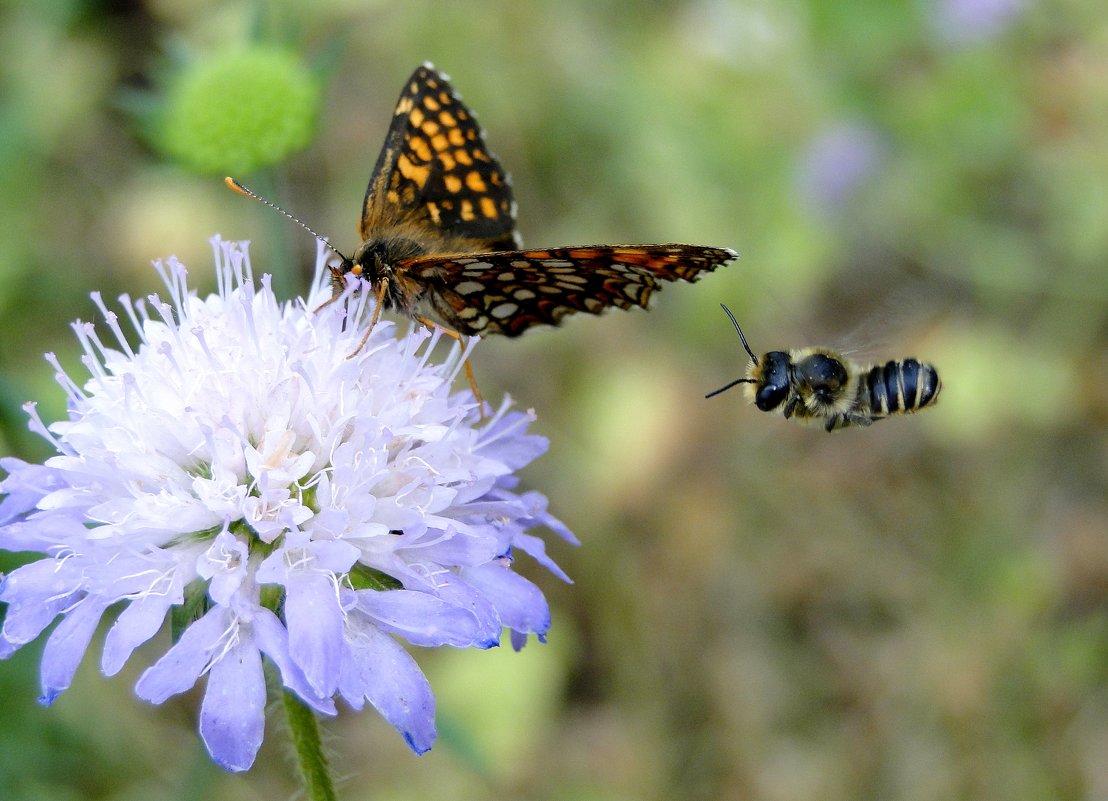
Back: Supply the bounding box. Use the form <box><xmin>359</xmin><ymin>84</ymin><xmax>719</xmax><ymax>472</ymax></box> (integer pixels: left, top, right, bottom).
<box><xmin>401</xmin><ymin>245</ymin><xmax>738</xmax><ymax>336</ymax></box>
<box><xmin>360</xmin><ymin>63</ymin><xmax>520</xmax><ymax>252</ymax></box>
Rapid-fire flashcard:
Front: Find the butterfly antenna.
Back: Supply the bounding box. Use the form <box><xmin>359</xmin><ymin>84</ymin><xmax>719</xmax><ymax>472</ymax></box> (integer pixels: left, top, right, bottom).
<box><xmin>224</xmin><ymin>177</ymin><xmax>349</xmax><ymax>261</ymax></box>
<box><xmin>705</xmin><ymin>303</ymin><xmax>759</xmax><ymax>399</ymax></box>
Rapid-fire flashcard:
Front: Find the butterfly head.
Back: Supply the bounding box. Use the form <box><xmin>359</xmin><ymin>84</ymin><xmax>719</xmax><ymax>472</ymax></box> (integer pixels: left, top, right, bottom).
<box><xmin>325</xmin><ymin>235</ymin><xmax>434</xmax><ymax>312</ymax></box>
<box><xmin>346</xmin><ymin>236</ymin><xmax>428</xmax><ymax>284</ymax></box>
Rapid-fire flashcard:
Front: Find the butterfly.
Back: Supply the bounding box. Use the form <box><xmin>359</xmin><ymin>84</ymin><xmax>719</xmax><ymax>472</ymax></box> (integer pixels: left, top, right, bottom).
<box><xmin>332</xmin><ymin>63</ymin><xmax>737</xmax><ymax>341</ymax></box>
<box><xmin>229</xmin><ymin>64</ymin><xmax>736</xmax><ymax>358</ymax></box>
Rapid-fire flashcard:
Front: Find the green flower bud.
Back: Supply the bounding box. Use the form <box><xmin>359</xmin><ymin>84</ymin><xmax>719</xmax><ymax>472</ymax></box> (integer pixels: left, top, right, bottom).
<box><xmin>159</xmin><ymin>48</ymin><xmax>321</xmax><ymax>174</ymax></box>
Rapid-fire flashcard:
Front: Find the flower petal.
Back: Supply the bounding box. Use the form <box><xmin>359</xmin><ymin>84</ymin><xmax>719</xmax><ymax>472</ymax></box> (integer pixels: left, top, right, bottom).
<box><xmin>420</xmin><ymin>572</ymin><xmax>502</xmax><ymax>648</ymax></box>
<box><xmin>102</xmin><ymin>584</ymin><xmax>179</xmax><ymax>676</ymax></box>
<box><xmin>338</xmin><ymin>621</ymin><xmax>435</xmax><ymax>754</ymax></box>
<box><xmin>40</xmin><ymin>597</ymin><xmax>110</xmax><ymax>705</ymax></box>
<box><xmin>135</xmin><ymin>608</ymin><xmax>229</xmax><ymax>703</ymax></box>
<box><xmin>283</xmin><ymin>571</ymin><xmax>344</xmax><ymax>697</ymax></box>
<box><xmin>355</xmin><ymin>589</ymin><xmax>494</xmax><ymax>647</ymax></box>
<box><xmin>0</xmin><ymin>458</ymin><xmax>64</xmax><ymax>524</ymax></box>
<box><xmin>0</xmin><ymin>560</ymin><xmax>82</xmax><ymax>651</ymax></box>
<box><xmin>463</xmin><ymin>563</ymin><xmax>551</xmax><ymax>646</ymax></box>
<box><xmin>252</xmin><ymin>607</ymin><xmax>335</xmax><ymax>716</ymax></box>
<box><xmin>199</xmin><ymin>633</ymin><xmax>266</xmax><ymax>772</ymax></box>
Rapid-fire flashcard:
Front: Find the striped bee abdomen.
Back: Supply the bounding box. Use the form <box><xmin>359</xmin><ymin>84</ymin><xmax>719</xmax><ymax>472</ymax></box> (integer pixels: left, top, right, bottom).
<box><xmin>864</xmin><ymin>359</ymin><xmax>941</xmax><ymax>419</ymax></box>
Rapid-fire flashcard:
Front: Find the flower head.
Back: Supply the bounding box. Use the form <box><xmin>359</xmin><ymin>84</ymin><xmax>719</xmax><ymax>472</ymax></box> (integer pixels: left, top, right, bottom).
<box><xmin>795</xmin><ymin>121</ymin><xmax>885</xmax><ymax>217</ymax></box>
<box><xmin>156</xmin><ymin>47</ymin><xmax>321</xmax><ymax>174</ymax></box>
<box><xmin>0</xmin><ymin>236</ymin><xmax>575</xmax><ymax>771</ymax></box>
<box><xmin>932</xmin><ymin>0</ymin><xmax>1026</xmax><ymax>45</ymax></box>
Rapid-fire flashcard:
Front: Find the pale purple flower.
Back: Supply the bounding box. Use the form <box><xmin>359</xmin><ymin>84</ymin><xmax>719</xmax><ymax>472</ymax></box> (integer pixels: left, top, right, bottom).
<box><xmin>932</xmin><ymin>0</ymin><xmax>1027</xmax><ymax>45</ymax></box>
<box><xmin>795</xmin><ymin>121</ymin><xmax>886</xmax><ymax>216</ymax></box>
<box><xmin>0</xmin><ymin>236</ymin><xmax>575</xmax><ymax>771</ymax></box>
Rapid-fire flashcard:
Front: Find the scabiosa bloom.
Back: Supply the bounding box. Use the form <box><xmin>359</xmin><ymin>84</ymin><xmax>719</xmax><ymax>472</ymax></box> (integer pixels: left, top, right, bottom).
<box><xmin>931</xmin><ymin>0</ymin><xmax>1027</xmax><ymax>45</ymax></box>
<box><xmin>0</xmin><ymin>236</ymin><xmax>575</xmax><ymax>772</ymax></box>
<box><xmin>795</xmin><ymin>121</ymin><xmax>886</xmax><ymax>217</ymax></box>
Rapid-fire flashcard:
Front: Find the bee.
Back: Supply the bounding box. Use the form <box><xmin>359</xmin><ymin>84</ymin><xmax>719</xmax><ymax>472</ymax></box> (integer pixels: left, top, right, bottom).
<box><xmin>705</xmin><ymin>304</ymin><xmax>941</xmax><ymax>431</ymax></box>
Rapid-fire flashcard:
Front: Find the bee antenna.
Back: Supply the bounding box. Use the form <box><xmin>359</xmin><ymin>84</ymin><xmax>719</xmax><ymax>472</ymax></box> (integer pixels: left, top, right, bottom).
<box><xmin>705</xmin><ymin>377</ymin><xmax>755</xmax><ymax>399</ymax></box>
<box><xmin>224</xmin><ymin>177</ymin><xmax>349</xmax><ymax>262</ymax></box>
<box><xmin>705</xmin><ymin>303</ymin><xmax>759</xmax><ymax>399</ymax></box>
<box><xmin>719</xmin><ymin>304</ymin><xmax>759</xmax><ymax>365</ymax></box>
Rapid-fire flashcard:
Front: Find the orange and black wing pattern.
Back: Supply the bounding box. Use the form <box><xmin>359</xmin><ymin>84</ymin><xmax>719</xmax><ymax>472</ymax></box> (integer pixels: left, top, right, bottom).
<box><xmin>360</xmin><ymin>63</ymin><xmax>520</xmax><ymax>252</ymax></box>
<box><xmin>402</xmin><ymin>244</ymin><xmax>738</xmax><ymax>336</ymax></box>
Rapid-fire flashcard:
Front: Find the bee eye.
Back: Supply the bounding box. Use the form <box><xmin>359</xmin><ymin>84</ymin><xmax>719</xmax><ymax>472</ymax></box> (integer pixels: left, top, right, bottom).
<box><xmin>754</xmin><ymin>351</ymin><xmax>792</xmax><ymax>411</ymax></box>
<box><xmin>755</xmin><ymin>383</ymin><xmax>788</xmax><ymax>411</ymax></box>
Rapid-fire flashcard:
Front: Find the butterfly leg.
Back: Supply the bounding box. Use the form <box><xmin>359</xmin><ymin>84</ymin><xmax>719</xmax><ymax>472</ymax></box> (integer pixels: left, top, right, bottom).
<box><xmin>313</xmin><ymin>266</ymin><xmax>348</xmax><ymax>314</ymax></box>
<box><xmin>345</xmin><ymin>278</ymin><xmax>390</xmax><ymax>359</ymax></box>
<box><xmin>334</xmin><ymin>280</ymin><xmax>486</xmax><ymax>418</ymax></box>
<box><xmin>413</xmin><ymin>314</ymin><xmax>486</xmax><ymax>417</ymax></box>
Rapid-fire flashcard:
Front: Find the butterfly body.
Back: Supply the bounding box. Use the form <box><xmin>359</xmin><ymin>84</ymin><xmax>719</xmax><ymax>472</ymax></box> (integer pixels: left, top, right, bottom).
<box><xmin>328</xmin><ymin>63</ymin><xmax>736</xmax><ymax>338</ymax></box>
<box><xmin>334</xmin><ymin>229</ymin><xmax>434</xmax><ymax>318</ymax></box>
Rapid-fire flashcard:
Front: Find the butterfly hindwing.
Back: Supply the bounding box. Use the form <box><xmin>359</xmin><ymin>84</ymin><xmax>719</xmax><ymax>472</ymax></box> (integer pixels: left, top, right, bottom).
<box><xmin>401</xmin><ymin>245</ymin><xmax>738</xmax><ymax>336</ymax></box>
<box><xmin>360</xmin><ymin>64</ymin><xmax>519</xmax><ymax>251</ymax></box>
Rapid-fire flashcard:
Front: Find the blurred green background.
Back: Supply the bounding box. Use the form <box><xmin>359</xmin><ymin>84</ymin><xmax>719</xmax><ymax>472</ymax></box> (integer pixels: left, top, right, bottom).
<box><xmin>2</xmin><ymin>1</ymin><xmax>1107</xmax><ymax>799</ymax></box>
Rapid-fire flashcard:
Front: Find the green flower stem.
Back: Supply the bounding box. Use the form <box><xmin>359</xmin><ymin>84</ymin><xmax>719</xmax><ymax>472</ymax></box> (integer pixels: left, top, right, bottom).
<box><xmin>283</xmin><ymin>688</ymin><xmax>338</xmax><ymax>801</ymax></box>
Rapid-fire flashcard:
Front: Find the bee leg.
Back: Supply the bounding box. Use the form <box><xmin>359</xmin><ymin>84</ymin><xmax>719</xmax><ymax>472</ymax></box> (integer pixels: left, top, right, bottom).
<box><xmin>345</xmin><ymin>279</ymin><xmax>389</xmax><ymax>359</ymax></box>
<box><xmin>413</xmin><ymin>314</ymin><xmax>486</xmax><ymax>419</ymax></box>
<box><xmin>829</xmin><ymin>412</ymin><xmax>874</xmax><ymax>431</ymax></box>
<box><xmin>782</xmin><ymin>396</ymin><xmax>800</xmax><ymax>420</ymax></box>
